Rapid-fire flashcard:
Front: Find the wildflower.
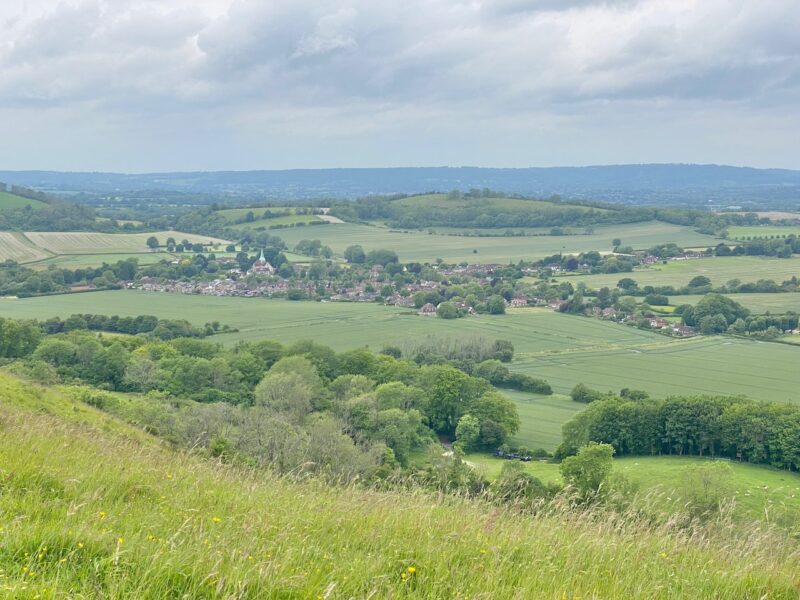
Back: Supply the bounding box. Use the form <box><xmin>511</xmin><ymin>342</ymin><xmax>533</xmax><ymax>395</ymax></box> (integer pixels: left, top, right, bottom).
<box><xmin>480</xmin><ymin>549</ymin><xmax>487</xmax><ymax>555</ymax></box>
<box><xmin>212</xmin><ymin>516</ymin><xmax>221</xmax><ymax>523</ymax></box>
<box><xmin>407</xmin><ymin>566</ymin><xmax>416</xmax><ymax>574</ymax></box>
<box><xmin>660</xmin><ymin>552</ymin><xmax>667</xmax><ymax>558</ymax></box>
<box><xmin>117</xmin><ymin>537</ymin><xmax>124</xmax><ymax>545</ymax></box>
<box><xmin>77</xmin><ymin>543</ymin><xmax>84</xmax><ymax>549</ymax></box>
<box><xmin>98</xmin><ymin>511</ymin><xmax>107</xmax><ymax>520</ymax></box>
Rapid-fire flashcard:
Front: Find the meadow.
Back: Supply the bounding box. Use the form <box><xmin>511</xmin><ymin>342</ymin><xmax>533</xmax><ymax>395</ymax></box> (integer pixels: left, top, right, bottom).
<box><xmin>274</xmin><ymin>221</ymin><xmax>720</xmax><ymax>263</ymax></box>
<box><xmin>558</xmin><ymin>256</ymin><xmax>800</xmax><ymax>289</ymax></box>
<box><xmin>2</xmin><ymin>373</ymin><xmax>797</xmax><ymax>598</ymax></box>
<box><xmin>0</xmin><ymin>191</ymin><xmax>48</xmax><ymax>210</ymax></box>
<box><xmin>2</xmin><ymin>291</ymin><xmax>798</xmax><ymax>411</ymax></box>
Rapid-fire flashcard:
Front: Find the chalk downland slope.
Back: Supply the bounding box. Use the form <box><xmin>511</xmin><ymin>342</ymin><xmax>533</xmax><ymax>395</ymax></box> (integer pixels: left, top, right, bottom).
<box><xmin>0</xmin><ymin>371</ymin><xmax>798</xmax><ymax>598</ymax></box>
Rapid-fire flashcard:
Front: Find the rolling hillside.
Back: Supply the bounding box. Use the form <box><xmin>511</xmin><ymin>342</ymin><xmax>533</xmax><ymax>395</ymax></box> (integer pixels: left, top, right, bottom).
<box><xmin>0</xmin><ymin>190</ymin><xmax>48</xmax><ymax>211</ymax></box>
<box><xmin>1</xmin><ymin>371</ymin><xmax>798</xmax><ymax>598</ymax></box>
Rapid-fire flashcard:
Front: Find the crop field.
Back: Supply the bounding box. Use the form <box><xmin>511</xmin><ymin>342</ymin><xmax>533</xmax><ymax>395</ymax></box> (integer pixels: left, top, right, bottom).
<box><xmin>729</xmin><ymin>225</ymin><xmax>800</xmax><ymax>239</ymax></box>
<box><xmin>676</xmin><ymin>293</ymin><xmax>800</xmax><ymax>314</ymax></box>
<box><xmin>0</xmin><ymin>232</ymin><xmax>50</xmax><ymax>263</ymax></box>
<box><xmin>275</xmin><ymin>221</ymin><xmax>720</xmax><ymax>263</ymax></box>
<box><xmin>502</xmin><ymin>390</ymin><xmax>585</xmax><ymax>451</ymax></box>
<box><xmin>393</xmin><ymin>193</ymin><xmax>609</xmax><ymax>212</ymax></box>
<box><xmin>558</xmin><ymin>256</ymin><xmax>800</xmax><ymax>289</ymax></box>
<box><xmin>23</xmin><ymin>231</ymin><xmax>230</xmax><ymax>255</ymax></box>
<box><xmin>216</xmin><ymin>207</ymin><xmax>325</xmax><ymax>230</ymax></box>
<box><xmin>29</xmin><ymin>252</ymin><xmax>176</xmax><ymax>270</ymax></box>
<box><xmin>512</xmin><ymin>335</ymin><xmax>800</xmax><ymax>404</ymax></box>
<box><xmin>0</xmin><ymin>191</ymin><xmax>48</xmax><ymax>210</ymax></box>
<box><xmin>3</xmin><ymin>291</ymin><xmax>798</xmax><ymax>408</ymax></box>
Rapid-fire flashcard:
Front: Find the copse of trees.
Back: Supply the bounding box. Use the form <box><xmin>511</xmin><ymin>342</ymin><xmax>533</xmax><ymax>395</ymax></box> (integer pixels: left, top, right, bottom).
<box><xmin>557</xmin><ymin>394</ymin><xmax>800</xmax><ymax>471</ymax></box>
<box><xmin>7</xmin><ymin>317</ymin><xmax>528</xmax><ymax>460</ymax></box>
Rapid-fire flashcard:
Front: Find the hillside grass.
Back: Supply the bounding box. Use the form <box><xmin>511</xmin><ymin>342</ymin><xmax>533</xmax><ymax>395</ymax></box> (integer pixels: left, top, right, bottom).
<box><xmin>0</xmin><ymin>232</ymin><xmax>51</xmax><ymax>263</ymax></box>
<box><xmin>1</xmin><ymin>372</ymin><xmax>799</xmax><ymax>598</ymax></box>
<box><xmin>22</xmin><ymin>231</ymin><xmax>230</xmax><ymax>255</ymax></box>
<box><xmin>0</xmin><ymin>191</ymin><xmax>48</xmax><ymax>211</ymax></box>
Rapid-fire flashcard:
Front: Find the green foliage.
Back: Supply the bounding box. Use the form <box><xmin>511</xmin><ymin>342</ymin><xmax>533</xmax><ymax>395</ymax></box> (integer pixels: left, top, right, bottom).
<box><xmin>570</xmin><ymin>383</ymin><xmax>602</xmax><ymax>404</ymax></box>
<box><xmin>560</xmin><ymin>442</ymin><xmax>615</xmax><ymax>497</ymax></box>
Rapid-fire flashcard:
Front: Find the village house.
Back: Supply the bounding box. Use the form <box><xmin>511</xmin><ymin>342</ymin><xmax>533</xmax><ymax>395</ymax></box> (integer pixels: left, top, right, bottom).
<box><xmin>417</xmin><ymin>302</ymin><xmax>437</xmax><ymax>316</ymax></box>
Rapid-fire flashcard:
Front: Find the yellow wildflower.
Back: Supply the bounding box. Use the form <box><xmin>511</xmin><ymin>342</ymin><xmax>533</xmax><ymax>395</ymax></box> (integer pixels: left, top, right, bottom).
<box><xmin>407</xmin><ymin>566</ymin><xmax>416</xmax><ymax>574</ymax></box>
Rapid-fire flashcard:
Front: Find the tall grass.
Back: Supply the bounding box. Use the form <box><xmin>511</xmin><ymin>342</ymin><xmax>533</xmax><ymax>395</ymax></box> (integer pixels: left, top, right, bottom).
<box><xmin>1</xmin><ymin>379</ymin><xmax>799</xmax><ymax>598</ymax></box>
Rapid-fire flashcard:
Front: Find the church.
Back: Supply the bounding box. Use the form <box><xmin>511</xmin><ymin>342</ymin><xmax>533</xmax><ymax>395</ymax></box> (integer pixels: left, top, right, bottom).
<box><xmin>248</xmin><ymin>249</ymin><xmax>275</xmax><ymax>275</ymax></box>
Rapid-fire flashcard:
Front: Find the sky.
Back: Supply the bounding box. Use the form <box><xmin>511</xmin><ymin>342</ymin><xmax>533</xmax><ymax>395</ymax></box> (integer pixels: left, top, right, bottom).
<box><xmin>0</xmin><ymin>0</ymin><xmax>798</xmax><ymax>172</ymax></box>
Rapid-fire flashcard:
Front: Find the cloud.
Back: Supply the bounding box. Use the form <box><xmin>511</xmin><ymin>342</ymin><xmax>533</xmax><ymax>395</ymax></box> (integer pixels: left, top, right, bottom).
<box><xmin>0</xmin><ymin>0</ymin><xmax>798</xmax><ymax>170</ymax></box>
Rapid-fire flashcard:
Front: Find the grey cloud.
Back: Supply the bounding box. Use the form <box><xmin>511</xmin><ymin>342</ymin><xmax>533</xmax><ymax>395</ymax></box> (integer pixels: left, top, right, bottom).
<box><xmin>0</xmin><ymin>0</ymin><xmax>797</xmax><ymax>170</ymax></box>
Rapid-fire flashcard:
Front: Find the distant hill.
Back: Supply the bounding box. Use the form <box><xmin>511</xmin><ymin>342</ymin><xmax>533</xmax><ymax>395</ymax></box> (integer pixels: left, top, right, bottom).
<box><xmin>2</xmin><ymin>164</ymin><xmax>800</xmax><ymax>207</ymax></box>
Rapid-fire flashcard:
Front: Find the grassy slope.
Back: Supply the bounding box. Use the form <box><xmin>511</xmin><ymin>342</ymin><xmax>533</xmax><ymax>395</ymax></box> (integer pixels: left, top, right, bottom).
<box><xmin>0</xmin><ymin>191</ymin><xmax>48</xmax><ymax>210</ymax></box>
<box><xmin>729</xmin><ymin>225</ymin><xmax>800</xmax><ymax>239</ymax></box>
<box><xmin>1</xmin><ymin>372</ymin><xmax>799</xmax><ymax>598</ymax></box>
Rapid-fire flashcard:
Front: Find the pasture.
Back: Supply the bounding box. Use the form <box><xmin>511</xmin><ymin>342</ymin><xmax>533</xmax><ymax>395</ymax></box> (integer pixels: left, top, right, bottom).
<box><xmin>729</xmin><ymin>225</ymin><xmax>800</xmax><ymax>239</ymax></box>
<box><xmin>558</xmin><ymin>256</ymin><xmax>800</xmax><ymax>289</ymax></box>
<box><xmin>275</xmin><ymin>221</ymin><xmax>720</xmax><ymax>263</ymax></box>
<box><xmin>2</xmin><ymin>291</ymin><xmax>798</xmax><ymax>409</ymax></box>
<box><xmin>0</xmin><ymin>191</ymin><xmax>48</xmax><ymax>210</ymax></box>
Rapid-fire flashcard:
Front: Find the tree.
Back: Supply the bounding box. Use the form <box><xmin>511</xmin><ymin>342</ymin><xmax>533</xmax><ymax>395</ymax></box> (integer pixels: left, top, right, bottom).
<box><xmin>436</xmin><ymin>302</ymin><xmax>460</xmax><ymax>319</ymax></box>
<box><xmin>344</xmin><ymin>245</ymin><xmax>366</xmax><ymax>264</ymax></box>
<box><xmin>612</xmin><ymin>238</ymin><xmax>622</xmax><ymax>249</ymax></box>
<box><xmin>146</xmin><ymin>236</ymin><xmax>160</xmax><ymax>250</ymax></box>
<box><xmin>486</xmin><ymin>295</ymin><xmax>506</xmax><ymax>315</ymax></box>
<box><xmin>570</xmin><ymin>383</ymin><xmax>602</xmax><ymax>403</ymax></box>
<box><xmin>467</xmin><ymin>391</ymin><xmax>520</xmax><ymax>447</ymax></box>
<box><xmin>688</xmin><ymin>275</ymin><xmax>712</xmax><ymax>288</ymax></box>
<box><xmin>559</xmin><ymin>442</ymin><xmax>615</xmax><ymax>497</ymax></box>
<box><xmin>493</xmin><ymin>461</ymin><xmax>548</xmax><ymax>503</ymax></box>
<box><xmin>454</xmin><ymin>414</ymin><xmax>481</xmax><ymax>451</ymax></box>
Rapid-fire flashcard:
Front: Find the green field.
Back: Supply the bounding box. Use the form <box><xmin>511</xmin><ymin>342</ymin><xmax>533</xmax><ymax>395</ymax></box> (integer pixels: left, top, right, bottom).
<box><xmin>216</xmin><ymin>207</ymin><xmax>325</xmax><ymax>230</ymax></box>
<box><xmin>2</xmin><ymin>292</ymin><xmax>798</xmax><ymax>412</ymax></box>
<box><xmin>29</xmin><ymin>252</ymin><xmax>178</xmax><ymax>270</ymax></box>
<box><xmin>676</xmin><ymin>293</ymin><xmax>800</xmax><ymax>314</ymax></box>
<box><xmin>0</xmin><ymin>191</ymin><xmax>48</xmax><ymax>210</ymax></box>
<box><xmin>729</xmin><ymin>225</ymin><xmax>800</xmax><ymax>239</ymax></box>
<box><xmin>465</xmin><ymin>454</ymin><xmax>800</xmax><ymax>524</ymax></box>
<box><xmin>393</xmin><ymin>193</ymin><xmax>608</xmax><ymax>212</ymax></box>
<box><xmin>274</xmin><ymin>221</ymin><xmax>720</xmax><ymax>263</ymax></box>
<box><xmin>559</xmin><ymin>256</ymin><xmax>800</xmax><ymax>289</ymax></box>
<box><xmin>502</xmin><ymin>390</ymin><xmax>585</xmax><ymax>451</ymax></box>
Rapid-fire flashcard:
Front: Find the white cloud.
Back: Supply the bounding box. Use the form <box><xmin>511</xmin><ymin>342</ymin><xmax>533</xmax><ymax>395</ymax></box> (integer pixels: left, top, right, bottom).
<box><xmin>0</xmin><ymin>0</ymin><xmax>797</xmax><ymax>170</ymax></box>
